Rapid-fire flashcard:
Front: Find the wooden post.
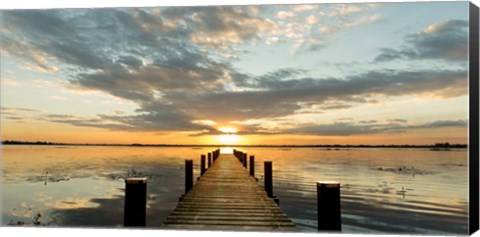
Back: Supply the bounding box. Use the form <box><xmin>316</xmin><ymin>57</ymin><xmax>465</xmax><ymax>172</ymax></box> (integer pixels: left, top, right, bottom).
<box><xmin>264</xmin><ymin>161</ymin><xmax>273</xmax><ymax>198</ymax></box>
<box><xmin>249</xmin><ymin>155</ymin><xmax>255</xmax><ymax>176</ymax></box>
<box><xmin>124</xmin><ymin>177</ymin><xmax>147</xmax><ymax>227</ymax></box>
<box><xmin>317</xmin><ymin>181</ymin><xmax>341</xmax><ymax>231</ymax></box>
<box><xmin>208</xmin><ymin>153</ymin><xmax>212</xmax><ymax>168</ymax></box>
<box><xmin>201</xmin><ymin>155</ymin><xmax>206</xmax><ymax>176</ymax></box>
<box><xmin>243</xmin><ymin>153</ymin><xmax>247</xmax><ymax>167</ymax></box>
<box><xmin>185</xmin><ymin>160</ymin><xmax>193</xmax><ymax>194</ymax></box>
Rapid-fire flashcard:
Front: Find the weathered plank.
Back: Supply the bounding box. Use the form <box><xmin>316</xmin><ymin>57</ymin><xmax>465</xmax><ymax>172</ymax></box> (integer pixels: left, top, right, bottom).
<box><xmin>162</xmin><ymin>153</ymin><xmax>296</xmax><ymax>231</ymax></box>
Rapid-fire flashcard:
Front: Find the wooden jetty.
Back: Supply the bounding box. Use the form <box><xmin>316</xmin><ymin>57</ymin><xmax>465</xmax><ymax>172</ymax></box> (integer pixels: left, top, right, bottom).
<box><xmin>124</xmin><ymin>149</ymin><xmax>341</xmax><ymax>231</ymax></box>
<box><xmin>161</xmin><ymin>152</ymin><xmax>296</xmax><ymax>231</ymax></box>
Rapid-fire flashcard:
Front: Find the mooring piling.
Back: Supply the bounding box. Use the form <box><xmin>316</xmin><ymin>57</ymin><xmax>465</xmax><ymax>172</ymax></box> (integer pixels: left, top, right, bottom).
<box><xmin>200</xmin><ymin>155</ymin><xmax>206</xmax><ymax>176</ymax></box>
<box><xmin>264</xmin><ymin>161</ymin><xmax>273</xmax><ymax>197</ymax></box>
<box><xmin>264</xmin><ymin>161</ymin><xmax>279</xmax><ymax>205</ymax></box>
<box><xmin>249</xmin><ymin>155</ymin><xmax>255</xmax><ymax>177</ymax></box>
<box><xmin>185</xmin><ymin>160</ymin><xmax>193</xmax><ymax>194</ymax></box>
<box><xmin>124</xmin><ymin>177</ymin><xmax>147</xmax><ymax>227</ymax></box>
<box><xmin>317</xmin><ymin>181</ymin><xmax>341</xmax><ymax>231</ymax></box>
<box><xmin>208</xmin><ymin>153</ymin><xmax>212</xmax><ymax>168</ymax></box>
<box><xmin>243</xmin><ymin>153</ymin><xmax>247</xmax><ymax>167</ymax></box>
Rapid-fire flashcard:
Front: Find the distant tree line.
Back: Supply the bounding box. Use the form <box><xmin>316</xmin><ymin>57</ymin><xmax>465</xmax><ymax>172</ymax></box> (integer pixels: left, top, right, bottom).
<box><xmin>2</xmin><ymin>140</ymin><xmax>61</xmax><ymax>145</ymax></box>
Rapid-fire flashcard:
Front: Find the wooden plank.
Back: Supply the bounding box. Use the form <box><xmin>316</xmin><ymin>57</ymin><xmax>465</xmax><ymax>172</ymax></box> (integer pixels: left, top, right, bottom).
<box><xmin>162</xmin><ymin>153</ymin><xmax>296</xmax><ymax>231</ymax></box>
<box><xmin>164</xmin><ymin>219</ymin><xmax>295</xmax><ymax>226</ymax></box>
<box><xmin>168</xmin><ymin>212</ymin><xmax>288</xmax><ymax>217</ymax></box>
<box><xmin>165</xmin><ymin>216</ymin><xmax>294</xmax><ymax>222</ymax></box>
<box><xmin>162</xmin><ymin>224</ymin><xmax>297</xmax><ymax>231</ymax></box>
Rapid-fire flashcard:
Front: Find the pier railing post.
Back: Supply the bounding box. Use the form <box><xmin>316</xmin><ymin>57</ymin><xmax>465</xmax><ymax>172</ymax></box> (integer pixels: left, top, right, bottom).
<box><xmin>264</xmin><ymin>161</ymin><xmax>273</xmax><ymax>198</ymax></box>
<box><xmin>237</xmin><ymin>151</ymin><xmax>242</xmax><ymax>162</ymax></box>
<box><xmin>124</xmin><ymin>177</ymin><xmax>147</xmax><ymax>227</ymax></box>
<box><xmin>249</xmin><ymin>155</ymin><xmax>255</xmax><ymax>177</ymax></box>
<box><xmin>185</xmin><ymin>160</ymin><xmax>193</xmax><ymax>194</ymax></box>
<box><xmin>208</xmin><ymin>153</ymin><xmax>212</xmax><ymax>168</ymax></box>
<box><xmin>243</xmin><ymin>153</ymin><xmax>247</xmax><ymax>167</ymax></box>
<box><xmin>200</xmin><ymin>155</ymin><xmax>206</xmax><ymax>176</ymax></box>
<box><xmin>317</xmin><ymin>181</ymin><xmax>341</xmax><ymax>231</ymax></box>
<box><xmin>213</xmin><ymin>150</ymin><xmax>218</xmax><ymax>162</ymax></box>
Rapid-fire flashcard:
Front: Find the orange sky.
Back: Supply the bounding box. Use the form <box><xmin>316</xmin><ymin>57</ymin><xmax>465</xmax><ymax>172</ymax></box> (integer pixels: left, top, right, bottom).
<box><xmin>1</xmin><ymin>119</ymin><xmax>468</xmax><ymax>145</ymax></box>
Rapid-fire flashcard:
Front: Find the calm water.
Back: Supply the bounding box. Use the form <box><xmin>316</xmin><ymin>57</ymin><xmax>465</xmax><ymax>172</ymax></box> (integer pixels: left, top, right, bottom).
<box><xmin>1</xmin><ymin>145</ymin><xmax>469</xmax><ymax>234</ymax></box>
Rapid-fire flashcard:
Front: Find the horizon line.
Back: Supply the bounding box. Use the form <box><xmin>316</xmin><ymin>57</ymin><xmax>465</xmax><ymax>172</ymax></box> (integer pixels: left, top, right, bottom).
<box><xmin>0</xmin><ymin>140</ymin><xmax>468</xmax><ymax>148</ymax></box>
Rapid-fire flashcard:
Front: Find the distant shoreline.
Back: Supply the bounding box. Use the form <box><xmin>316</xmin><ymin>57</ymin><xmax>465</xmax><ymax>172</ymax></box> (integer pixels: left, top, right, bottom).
<box><xmin>0</xmin><ymin>140</ymin><xmax>468</xmax><ymax>149</ymax></box>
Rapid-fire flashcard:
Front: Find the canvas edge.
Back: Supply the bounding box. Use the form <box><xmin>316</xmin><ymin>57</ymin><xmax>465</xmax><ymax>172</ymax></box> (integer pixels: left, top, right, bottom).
<box><xmin>469</xmin><ymin>1</ymin><xmax>480</xmax><ymax>235</ymax></box>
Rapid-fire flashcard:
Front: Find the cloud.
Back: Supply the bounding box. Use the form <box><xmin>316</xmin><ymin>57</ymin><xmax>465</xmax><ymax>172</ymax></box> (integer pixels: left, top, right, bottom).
<box><xmin>291</xmin><ymin>5</ymin><xmax>319</xmax><ymax>12</ymax></box>
<box><xmin>2</xmin><ymin>79</ymin><xmax>22</xmax><ymax>87</ymax></box>
<box><xmin>386</xmin><ymin>119</ymin><xmax>407</xmax><ymax>123</ymax></box>
<box><xmin>28</xmin><ymin>66</ymin><xmax>468</xmax><ymax>133</ymax></box>
<box><xmin>1</xmin><ymin>8</ymin><xmax>250</xmax><ymax>132</ymax></box>
<box><xmin>276</xmin><ymin>11</ymin><xmax>295</xmax><ymax>19</ymax></box>
<box><xmin>375</xmin><ymin>19</ymin><xmax>468</xmax><ymax>62</ymax></box>
<box><xmin>286</xmin><ymin>122</ymin><xmax>379</xmax><ymax>136</ymax></box>
<box><xmin>247</xmin><ymin>68</ymin><xmax>467</xmax><ymax>99</ymax></box>
<box><xmin>247</xmin><ymin>68</ymin><xmax>308</xmax><ymax>87</ymax></box>
<box><xmin>1</xmin><ymin>7</ymin><xmax>468</xmax><ymax>137</ymax></box>
<box><xmin>42</xmin><ymin>103</ymin><xmax>212</xmax><ymax>132</ymax></box>
<box><xmin>1</xmin><ymin>107</ymin><xmax>41</xmax><ymax>115</ymax></box>
<box><xmin>2</xmin><ymin>39</ymin><xmax>60</xmax><ymax>73</ymax></box>
<box><xmin>156</xmin><ymin>68</ymin><xmax>466</xmax><ymax>126</ymax></box>
<box><xmin>1</xmin><ymin>107</ymin><xmax>41</xmax><ymax>122</ymax></box>
<box><xmin>162</xmin><ymin>6</ymin><xmax>274</xmax><ymax>50</ymax></box>
<box><xmin>5</xmin><ymin>116</ymin><xmax>25</xmax><ymax>122</ymax></box>
<box><xmin>284</xmin><ymin>119</ymin><xmax>467</xmax><ymax>136</ymax></box>
<box><xmin>2</xmin><ymin>5</ymin><xmax>383</xmax><ymax>77</ymax></box>
<box><xmin>330</xmin><ymin>4</ymin><xmax>363</xmax><ymax>17</ymax></box>
<box><xmin>414</xmin><ymin>119</ymin><xmax>467</xmax><ymax>129</ymax></box>
<box><xmin>359</xmin><ymin>120</ymin><xmax>378</xmax><ymax>124</ymax></box>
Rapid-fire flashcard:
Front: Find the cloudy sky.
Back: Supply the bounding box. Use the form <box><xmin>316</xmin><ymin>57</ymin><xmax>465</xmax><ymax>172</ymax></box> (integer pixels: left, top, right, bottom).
<box><xmin>0</xmin><ymin>1</ymin><xmax>471</xmax><ymax>145</ymax></box>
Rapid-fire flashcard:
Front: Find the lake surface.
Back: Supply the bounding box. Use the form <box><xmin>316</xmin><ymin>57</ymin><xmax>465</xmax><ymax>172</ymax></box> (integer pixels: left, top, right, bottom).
<box><xmin>1</xmin><ymin>145</ymin><xmax>469</xmax><ymax>234</ymax></box>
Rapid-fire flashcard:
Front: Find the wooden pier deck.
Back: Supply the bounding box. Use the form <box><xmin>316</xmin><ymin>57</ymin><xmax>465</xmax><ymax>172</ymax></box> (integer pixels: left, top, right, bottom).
<box><xmin>162</xmin><ymin>153</ymin><xmax>296</xmax><ymax>231</ymax></box>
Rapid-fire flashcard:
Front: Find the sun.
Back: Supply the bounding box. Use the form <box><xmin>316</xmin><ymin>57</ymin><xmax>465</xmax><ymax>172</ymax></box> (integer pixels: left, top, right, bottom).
<box><xmin>216</xmin><ymin>127</ymin><xmax>240</xmax><ymax>144</ymax></box>
<box><xmin>217</xmin><ymin>134</ymin><xmax>240</xmax><ymax>144</ymax></box>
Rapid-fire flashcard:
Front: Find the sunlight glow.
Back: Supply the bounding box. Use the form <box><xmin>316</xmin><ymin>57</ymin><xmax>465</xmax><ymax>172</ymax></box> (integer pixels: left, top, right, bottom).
<box><xmin>217</xmin><ymin>134</ymin><xmax>240</xmax><ymax>144</ymax></box>
<box><xmin>216</xmin><ymin>127</ymin><xmax>240</xmax><ymax>144</ymax></box>
<box><xmin>220</xmin><ymin>147</ymin><xmax>234</xmax><ymax>154</ymax></box>
<box><xmin>218</xmin><ymin>127</ymin><xmax>237</xmax><ymax>134</ymax></box>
